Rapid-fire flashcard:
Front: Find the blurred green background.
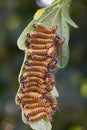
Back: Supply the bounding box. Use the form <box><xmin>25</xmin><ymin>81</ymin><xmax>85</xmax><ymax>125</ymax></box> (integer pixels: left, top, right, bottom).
<box><xmin>0</xmin><ymin>0</ymin><xmax>87</xmax><ymax>130</ymax></box>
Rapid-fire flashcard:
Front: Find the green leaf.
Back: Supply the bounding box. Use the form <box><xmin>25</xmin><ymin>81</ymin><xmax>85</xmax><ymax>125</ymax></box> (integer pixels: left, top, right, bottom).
<box><xmin>62</xmin><ymin>0</ymin><xmax>78</xmax><ymax>28</ymax></box>
<box><xmin>22</xmin><ymin>110</ymin><xmax>28</xmax><ymax>124</ymax></box>
<box><xmin>51</xmin><ymin>85</ymin><xmax>59</xmax><ymax>97</ymax></box>
<box><xmin>29</xmin><ymin>119</ymin><xmax>52</xmax><ymax>130</ymax></box>
<box><xmin>56</xmin><ymin>14</ymin><xmax>70</xmax><ymax>68</ymax></box>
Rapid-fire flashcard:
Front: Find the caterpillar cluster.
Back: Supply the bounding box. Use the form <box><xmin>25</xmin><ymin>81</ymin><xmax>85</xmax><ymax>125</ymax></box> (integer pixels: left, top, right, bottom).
<box><xmin>16</xmin><ymin>23</ymin><xmax>64</xmax><ymax>122</ymax></box>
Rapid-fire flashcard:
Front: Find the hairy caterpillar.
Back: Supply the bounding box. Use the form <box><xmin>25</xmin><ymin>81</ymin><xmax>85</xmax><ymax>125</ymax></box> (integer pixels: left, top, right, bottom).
<box><xmin>24</xmin><ymin>107</ymin><xmax>52</xmax><ymax>117</ymax></box>
<box><xmin>32</xmin><ymin>23</ymin><xmax>57</xmax><ymax>33</ymax></box>
<box><xmin>29</xmin><ymin>43</ymin><xmax>53</xmax><ymax>49</ymax></box>
<box><xmin>24</xmin><ymin>66</ymin><xmax>48</xmax><ymax>73</ymax></box>
<box><xmin>16</xmin><ymin>23</ymin><xmax>64</xmax><ymax>123</ymax></box>
<box><xmin>17</xmin><ymin>92</ymin><xmax>43</xmax><ymax>100</ymax></box>
<box><xmin>23</xmin><ymin>102</ymin><xmax>50</xmax><ymax>109</ymax></box>
<box><xmin>25</xmin><ymin>60</ymin><xmax>49</xmax><ymax>67</ymax></box>
<box><xmin>28</xmin><ymin>38</ymin><xmax>54</xmax><ymax>44</ymax></box>
<box><xmin>24</xmin><ymin>112</ymin><xmax>52</xmax><ymax>122</ymax></box>
<box><xmin>23</xmin><ymin>71</ymin><xmax>45</xmax><ymax>78</ymax></box>
<box><xmin>22</xmin><ymin>86</ymin><xmax>46</xmax><ymax>94</ymax></box>
<box><xmin>27</xmin><ymin>32</ymin><xmax>56</xmax><ymax>39</ymax></box>
<box><xmin>44</xmin><ymin>93</ymin><xmax>58</xmax><ymax>109</ymax></box>
<box><xmin>28</xmin><ymin>55</ymin><xmax>47</xmax><ymax>61</ymax></box>
<box><xmin>22</xmin><ymin>76</ymin><xmax>44</xmax><ymax>84</ymax></box>
<box><xmin>27</xmin><ymin>49</ymin><xmax>48</xmax><ymax>55</ymax></box>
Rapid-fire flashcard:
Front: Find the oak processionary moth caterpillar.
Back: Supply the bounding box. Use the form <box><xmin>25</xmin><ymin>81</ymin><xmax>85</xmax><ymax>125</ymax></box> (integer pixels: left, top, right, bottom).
<box><xmin>15</xmin><ymin>23</ymin><xmax>64</xmax><ymax>122</ymax></box>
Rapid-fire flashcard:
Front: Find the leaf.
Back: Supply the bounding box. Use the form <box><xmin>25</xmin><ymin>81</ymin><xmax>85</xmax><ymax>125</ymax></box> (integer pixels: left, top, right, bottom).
<box><xmin>34</xmin><ymin>8</ymin><xmax>46</xmax><ymax>20</ymax></box>
<box><xmin>22</xmin><ymin>110</ymin><xmax>28</xmax><ymax>124</ymax></box>
<box><xmin>57</xmin><ymin>19</ymin><xmax>69</xmax><ymax>68</ymax></box>
<box><xmin>29</xmin><ymin>119</ymin><xmax>52</xmax><ymax>130</ymax></box>
<box><xmin>62</xmin><ymin>0</ymin><xmax>78</xmax><ymax>28</ymax></box>
<box><xmin>51</xmin><ymin>86</ymin><xmax>59</xmax><ymax>97</ymax></box>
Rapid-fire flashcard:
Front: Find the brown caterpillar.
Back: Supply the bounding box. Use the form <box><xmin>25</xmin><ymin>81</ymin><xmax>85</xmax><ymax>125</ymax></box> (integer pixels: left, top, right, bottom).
<box><xmin>25</xmin><ymin>112</ymin><xmax>52</xmax><ymax>122</ymax></box>
<box><xmin>47</xmin><ymin>46</ymin><xmax>56</xmax><ymax>57</ymax></box>
<box><xmin>25</xmin><ymin>60</ymin><xmax>49</xmax><ymax>67</ymax></box>
<box><xmin>24</xmin><ymin>82</ymin><xmax>46</xmax><ymax>90</ymax></box>
<box><xmin>23</xmin><ymin>76</ymin><xmax>44</xmax><ymax>84</ymax></box>
<box><xmin>28</xmin><ymin>38</ymin><xmax>54</xmax><ymax>44</ymax></box>
<box><xmin>17</xmin><ymin>92</ymin><xmax>42</xmax><ymax>100</ymax></box>
<box><xmin>28</xmin><ymin>55</ymin><xmax>47</xmax><ymax>61</ymax></box>
<box><xmin>45</xmin><ymin>85</ymin><xmax>53</xmax><ymax>92</ymax></box>
<box><xmin>27</xmin><ymin>49</ymin><xmax>48</xmax><ymax>55</ymax></box>
<box><xmin>24</xmin><ymin>66</ymin><xmax>48</xmax><ymax>73</ymax></box>
<box><xmin>28</xmin><ymin>32</ymin><xmax>56</xmax><ymax>39</ymax></box>
<box><xmin>32</xmin><ymin>23</ymin><xmax>57</xmax><ymax>34</ymax></box>
<box><xmin>23</xmin><ymin>102</ymin><xmax>50</xmax><ymax>109</ymax></box>
<box><xmin>23</xmin><ymin>71</ymin><xmax>45</xmax><ymax>78</ymax></box>
<box><xmin>22</xmin><ymin>86</ymin><xmax>46</xmax><ymax>94</ymax></box>
<box><xmin>24</xmin><ymin>107</ymin><xmax>52</xmax><ymax>117</ymax></box>
<box><xmin>21</xmin><ymin>81</ymin><xmax>46</xmax><ymax>90</ymax></box>
<box><xmin>45</xmin><ymin>93</ymin><xmax>58</xmax><ymax>109</ymax></box>
<box><xmin>21</xmin><ymin>97</ymin><xmax>47</xmax><ymax>105</ymax></box>
<box><xmin>29</xmin><ymin>43</ymin><xmax>53</xmax><ymax>49</ymax></box>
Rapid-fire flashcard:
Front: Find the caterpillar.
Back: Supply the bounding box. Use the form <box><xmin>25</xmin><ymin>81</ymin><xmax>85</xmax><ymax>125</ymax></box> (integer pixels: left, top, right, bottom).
<box><xmin>24</xmin><ymin>66</ymin><xmax>48</xmax><ymax>73</ymax></box>
<box><xmin>23</xmin><ymin>82</ymin><xmax>46</xmax><ymax>90</ymax></box>
<box><xmin>17</xmin><ymin>92</ymin><xmax>42</xmax><ymax>100</ymax></box>
<box><xmin>21</xmin><ymin>97</ymin><xmax>47</xmax><ymax>104</ymax></box>
<box><xmin>24</xmin><ymin>60</ymin><xmax>49</xmax><ymax>67</ymax></box>
<box><xmin>27</xmin><ymin>49</ymin><xmax>48</xmax><ymax>55</ymax></box>
<box><xmin>23</xmin><ymin>71</ymin><xmax>45</xmax><ymax>78</ymax></box>
<box><xmin>22</xmin><ymin>76</ymin><xmax>44</xmax><ymax>84</ymax></box>
<box><xmin>27</xmin><ymin>38</ymin><xmax>54</xmax><ymax>44</ymax></box>
<box><xmin>16</xmin><ymin>23</ymin><xmax>64</xmax><ymax>123</ymax></box>
<box><xmin>24</xmin><ymin>107</ymin><xmax>52</xmax><ymax>116</ymax></box>
<box><xmin>44</xmin><ymin>93</ymin><xmax>58</xmax><ymax>109</ymax></box>
<box><xmin>23</xmin><ymin>102</ymin><xmax>50</xmax><ymax>109</ymax></box>
<box><xmin>24</xmin><ymin>112</ymin><xmax>52</xmax><ymax>122</ymax></box>
<box><xmin>22</xmin><ymin>86</ymin><xmax>46</xmax><ymax>94</ymax></box>
<box><xmin>30</xmin><ymin>55</ymin><xmax>47</xmax><ymax>61</ymax></box>
<box><xmin>27</xmin><ymin>32</ymin><xmax>56</xmax><ymax>39</ymax></box>
<box><xmin>32</xmin><ymin>23</ymin><xmax>57</xmax><ymax>34</ymax></box>
<box><xmin>29</xmin><ymin>43</ymin><xmax>53</xmax><ymax>49</ymax></box>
